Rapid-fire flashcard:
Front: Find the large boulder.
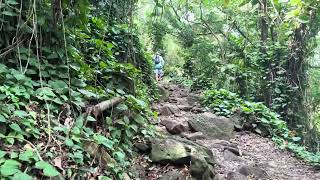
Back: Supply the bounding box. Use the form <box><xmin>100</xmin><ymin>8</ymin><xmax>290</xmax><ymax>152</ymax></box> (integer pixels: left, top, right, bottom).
<box><xmin>190</xmin><ymin>156</ymin><xmax>216</xmax><ymax>180</ymax></box>
<box><xmin>159</xmin><ymin>104</ymin><xmax>181</xmax><ymax>116</ymax></box>
<box><xmin>187</xmin><ymin>94</ymin><xmax>201</xmax><ymax>106</ymax></box>
<box><xmin>151</xmin><ymin>138</ymin><xmax>190</xmax><ymax>165</ymax></box>
<box><xmin>150</xmin><ymin>136</ymin><xmax>216</xmax><ymax>179</ymax></box>
<box><xmin>188</xmin><ymin>113</ymin><xmax>235</xmax><ymax>140</ymax></box>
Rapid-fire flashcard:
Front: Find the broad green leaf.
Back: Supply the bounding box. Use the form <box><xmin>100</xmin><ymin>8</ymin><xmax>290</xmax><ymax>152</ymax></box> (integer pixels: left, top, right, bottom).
<box><xmin>0</xmin><ymin>114</ymin><xmax>6</xmax><ymax>122</ymax></box>
<box><xmin>0</xmin><ymin>150</ymin><xmax>6</xmax><ymax>158</ymax></box>
<box><xmin>87</xmin><ymin>116</ymin><xmax>96</xmax><ymax>122</ymax></box>
<box><xmin>12</xmin><ymin>172</ymin><xmax>33</xmax><ymax>180</ymax></box>
<box><xmin>14</xmin><ymin>110</ymin><xmax>28</xmax><ymax>118</ymax></box>
<box><xmin>2</xmin><ymin>11</ymin><xmax>16</xmax><ymax>16</ymax></box>
<box><xmin>35</xmin><ymin>161</ymin><xmax>60</xmax><ymax>177</ymax></box>
<box><xmin>133</xmin><ymin>114</ymin><xmax>146</xmax><ymax>124</ymax></box>
<box><xmin>78</xmin><ymin>89</ymin><xmax>97</xmax><ymax>98</ymax></box>
<box><xmin>10</xmin><ymin>123</ymin><xmax>23</xmax><ymax>132</ymax></box>
<box><xmin>48</xmin><ymin>80</ymin><xmax>68</xmax><ymax>90</ymax></box>
<box><xmin>94</xmin><ymin>134</ymin><xmax>113</xmax><ymax>149</ymax></box>
<box><xmin>0</xmin><ymin>159</ymin><xmax>21</xmax><ymax>176</ymax></box>
<box><xmin>292</xmin><ymin>136</ymin><xmax>301</xmax><ymax>142</ymax></box>
<box><xmin>65</xmin><ymin>138</ymin><xmax>74</xmax><ymax>147</ymax></box>
<box><xmin>10</xmin><ymin>152</ymin><xmax>19</xmax><ymax>158</ymax></box>
<box><xmin>13</xmin><ymin>73</ymin><xmax>25</xmax><ymax>81</ymax></box>
<box><xmin>113</xmin><ymin>151</ymin><xmax>125</xmax><ymax>162</ymax></box>
<box><xmin>19</xmin><ymin>149</ymin><xmax>34</xmax><ymax>162</ymax></box>
<box><xmin>7</xmin><ymin>0</ymin><xmax>19</xmax><ymax>5</ymax></box>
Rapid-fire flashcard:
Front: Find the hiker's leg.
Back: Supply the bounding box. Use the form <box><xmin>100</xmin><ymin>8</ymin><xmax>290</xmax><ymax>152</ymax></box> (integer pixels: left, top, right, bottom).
<box><xmin>155</xmin><ymin>69</ymin><xmax>160</xmax><ymax>81</ymax></box>
<box><xmin>160</xmin><ymin>69</ymin><xmax>164</xmax><ymax>80</ymax></box>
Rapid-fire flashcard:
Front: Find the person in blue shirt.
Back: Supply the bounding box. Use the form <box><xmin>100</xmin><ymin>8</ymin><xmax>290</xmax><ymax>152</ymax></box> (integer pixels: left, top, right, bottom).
<box><xmin>153</xmin><ymin>52</ymin><xmax>165</xmax><ymax>81</ymax></box>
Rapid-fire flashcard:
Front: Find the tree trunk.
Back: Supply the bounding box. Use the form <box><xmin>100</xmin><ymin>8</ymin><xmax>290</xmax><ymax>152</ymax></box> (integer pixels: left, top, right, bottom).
<box><xmin>259</xmin><ymin>0</ymin><xmax>272</xmax><ymax>107</ymax></box>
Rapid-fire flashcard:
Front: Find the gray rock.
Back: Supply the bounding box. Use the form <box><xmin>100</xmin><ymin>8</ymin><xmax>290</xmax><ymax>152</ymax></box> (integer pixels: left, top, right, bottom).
<box><xmin>123</xmin><ymin>173</ymin><xmax>131</xmax><ymax>180</ymax></box>
<box><xmin>150</xmin><ymin>136</ymin><xmax>216</xmax><ymax>179</ymax></box>
<box><xmin>188</xmin><ymin>113</ymin><xmax>235</xmax><ymax>140</ymax></box>
<box><xmin>214</xmin><ymin>174</ymin><xmax>225</xmax><ymax>180</ymax></box>
<box><xmin>151</xmin><ymin>138</ymin><xmax>190</xmax><ymax>165</ymax></box>
<box><xmin>227</xmin><ymin>172</ymin><xmax>247</xmax><ymax>180</ymax></box>
<box><xmin>237</xmin><ymin>165</ymin><xmax>268</xmax><ymax>179</ymax></box>
<box><xmin>169</xmin><ymin>97</ymin><xmax>178</xmax><ymax>103</ymax></box>
<box><xmin>181</xmin><ymin>132</ymin><xmax>206</xmax><ymax>141</ymax></box>
<box><xmin>158</xmin><ymin>169</ymin><xmax>188</xmax><ymax>180</ymax></box>
<box><xmin>191</xmin><ymin>107</ymin><xmax>206</xmax><ymax>113</ymax></box>
<box><xmin>161</xmin><ymin>119</ymin><xmax>187</xmax><ymax>134</ymax></box>
<box><xmin>178</xmin><ymin>105</ymin><xmax>193</xmax><ymax>111</ymax></box>
<box><xmin>187</xmin><ymin>94</ymin><xmax>201</xmax><ymax>106</ymax></box>
<box><xmin>157</xmin><ymin>84</ymin><xmax>169</xmax><ymax>102</ymax></box>
<box><xmin>224</xmin><ymin>146</ymin><xmax>241</xmax><ymax>156</ymax></box>
<box><xmin>223</xmin><ymin>150</ymin><xmax>242</xmax><ymax>162</ymax></box>
<box><xmin>134</xmin><ymin>142</ymin><xmax>151</xmax><ymax>153</ymax></box>
<box><xmin>190</xmin><ymin>156</ymin><xmax>215</xmax><ymax>180</ymax></box>
<box><xmin>160</xmin><ymin>104</ymin><xmax>181</xmax><ymax>116</ymax></box>
<box><xmin>159</xmin><ymin>105</ymin><xmax>173</xmax><ymax>116</ymax></box>
<box><xmin>155</xmin><ymin>126</ymin><xmax>170</xmax><ymax>136</ymax></box>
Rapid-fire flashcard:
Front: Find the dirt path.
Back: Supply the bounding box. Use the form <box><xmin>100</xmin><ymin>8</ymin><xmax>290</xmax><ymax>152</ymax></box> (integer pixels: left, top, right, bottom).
<box><xmin>135</xmin><ymin>83</ymin><xmax>319</xmax><ymax>180</ymax></box>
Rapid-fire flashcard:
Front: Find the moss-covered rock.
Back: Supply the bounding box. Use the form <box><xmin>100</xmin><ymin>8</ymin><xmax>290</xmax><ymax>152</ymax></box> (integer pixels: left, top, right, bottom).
<box><xmin>150</xmin><ymin>136</ymin><xmax>216</xmax><ymax>179</ymax></box>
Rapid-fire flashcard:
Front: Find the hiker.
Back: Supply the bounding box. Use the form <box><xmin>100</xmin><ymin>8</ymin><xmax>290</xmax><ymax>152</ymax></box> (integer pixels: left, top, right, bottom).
<box><xmin>154</xmin><ymin>52</ymin><xmax>164</xmax><ymax>81</ymax></box>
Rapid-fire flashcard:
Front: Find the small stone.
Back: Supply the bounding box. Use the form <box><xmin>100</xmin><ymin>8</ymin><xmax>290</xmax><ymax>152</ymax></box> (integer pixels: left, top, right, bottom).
<box><xmin>169</xmin><ymin>97</ymin><xmax>178</xmax><ymax>103</ymax></box>
<box><xmin>223</xmin><ymin>150</ymin><xmax>242</xmax><ymax>162</ymax></box>
<box><xmin>134</xmin><ymin>142</ymin><xmax>151</xmax><ymax>153</ymax></box>
<box><xmin>123</xmin><ymin>173</ymin><xmax>131</xmax><ymax>180</ymax></box>
<box><xmin>214</xmin><ymin>174</ymin><xmax>225</xmax><ymax>180</ymax></box>
<box><xmin>158</xmin><ymin>169</ymin><xmax>188</xmax><ymax>180</ymax></box>
<box><xmin>238</xmin><ymin>165</ymin><xmax>268</xmax><ymax>179</ymax></box>
<box><xmin>227</xmin><ymin>172</ymin><xmax>247</xmax><ymax>180</ymax></box>
<box><xmin>191</xmin><ymin>107</ymin><xmax>206</xmax><ymax>113</ymax></box>
<box><xmin>224</xmin><ymin>146</ymin><xmax>241</xmax><ymax>156</ymax></box>
<box><xmin>165</xmin><ymin>121</ymin><xmax>186</xmax><ymax>134</ymax></box>
<box><xmin>161</xmin><ymin>119</ymin><xmax>188</xmax><ymax>134</ymax></box>
<box><xmin>267</xmin><ymin>161</ymin><xmax>277</xmax><ymax>168</ymax></box>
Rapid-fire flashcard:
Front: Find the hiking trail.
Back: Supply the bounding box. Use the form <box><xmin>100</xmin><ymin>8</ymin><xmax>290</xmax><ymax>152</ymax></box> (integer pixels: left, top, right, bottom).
<box><xmin>132</xmin><ymin>83</ymin><xmax>319</xmax><ymax>180</ymax></box>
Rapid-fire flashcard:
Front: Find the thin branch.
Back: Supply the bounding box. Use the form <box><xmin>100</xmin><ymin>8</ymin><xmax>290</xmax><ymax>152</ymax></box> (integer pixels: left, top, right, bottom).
<box><xmin>199</xmin><ymin>0</ymin><xmax>225</xmax><ymax>61</ymax></box>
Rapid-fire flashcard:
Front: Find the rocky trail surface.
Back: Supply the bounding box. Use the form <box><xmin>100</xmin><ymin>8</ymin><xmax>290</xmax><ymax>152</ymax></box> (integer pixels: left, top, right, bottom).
<box><xmin>132</xmin><ymin>83</ymin><xmax>320</xmax><ymax>180</ymax></box>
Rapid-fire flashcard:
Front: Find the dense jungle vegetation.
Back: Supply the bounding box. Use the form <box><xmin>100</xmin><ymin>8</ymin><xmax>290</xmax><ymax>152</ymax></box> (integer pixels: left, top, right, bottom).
<box><xmin>1</xmin><ymin>0</ymin><xmax>320</xmax><ymax>179</ymax></box>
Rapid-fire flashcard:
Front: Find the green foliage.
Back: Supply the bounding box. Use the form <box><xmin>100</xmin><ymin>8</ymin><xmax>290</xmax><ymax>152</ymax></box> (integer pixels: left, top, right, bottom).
<box><xmin>148</xmin><ymin>21</ymin><xmax>169</xmax><ymax>52</ymax></box>
<box><xmin>0</xmin><ymin>0</ymin><xmax>156</xmax><ymax>179</ymax></box>
<box><xmin>203</xmin><ymin>89</ymin><xmax>320</xmax><ymax>165</ymax></box>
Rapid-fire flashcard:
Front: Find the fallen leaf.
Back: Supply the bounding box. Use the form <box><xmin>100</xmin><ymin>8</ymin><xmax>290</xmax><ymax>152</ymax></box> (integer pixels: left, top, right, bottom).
<box><xmin>53</xmin><ymin>157</ymin><xmax>63</xmax><ymax>171</ymax></box>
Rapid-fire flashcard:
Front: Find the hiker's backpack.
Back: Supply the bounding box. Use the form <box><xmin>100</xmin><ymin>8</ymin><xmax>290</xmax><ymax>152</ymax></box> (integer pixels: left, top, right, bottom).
<box><xmin>154</xmin><ymin>55</ymin><xmax>160</xmax><ymax>64</ymax></box>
